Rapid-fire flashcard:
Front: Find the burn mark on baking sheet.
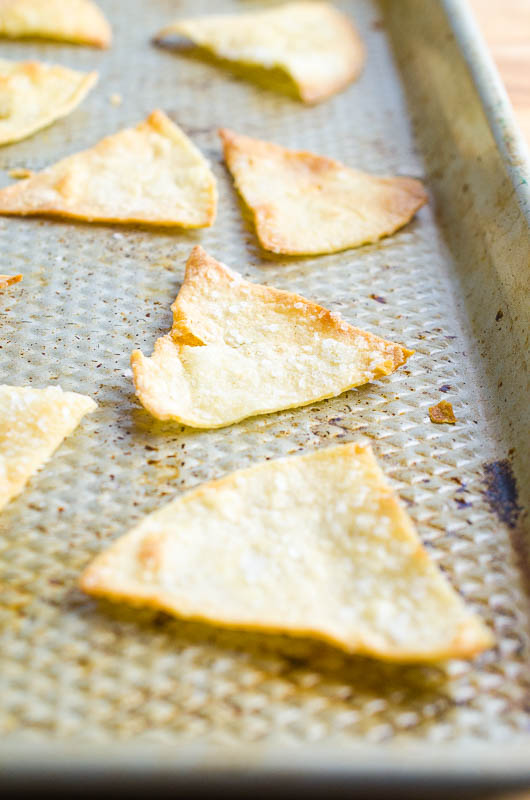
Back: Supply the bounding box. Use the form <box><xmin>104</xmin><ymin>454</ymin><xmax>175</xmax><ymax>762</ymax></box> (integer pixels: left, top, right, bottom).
<box><xmin>454</xmin><ymin>497</ymin><xmax>472</xmax><ymax>510</ymax></box>
<box><xmin>482</xmin><ymin>459</ymin><xmax>522</xmax><ymax>529</ymax></box>
<box><xmin>481</xmin><ymin>460</ymin><xmax>530</xmax><ymax>601</ymax></box>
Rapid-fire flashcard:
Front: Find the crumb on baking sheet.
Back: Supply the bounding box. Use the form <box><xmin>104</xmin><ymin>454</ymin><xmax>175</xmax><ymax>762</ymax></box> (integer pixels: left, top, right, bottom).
<box><xmin>8</xmin><ymin>168</ymin><xmax>33</xmax><ymax>179</ymax></box>
<box><xmin>0</xmin><ymin>274</ymin><xmax>22</xmax><ymax>289</ymax></box>
<box><xmin>109</xmin><ymin>93</ymin><xmax>122</xmax><ymax>106</ymax></box>
<box><xmin>429</xmin><ymin>400</ymin><xmax>456</xmax><ymax>424</ymax></box>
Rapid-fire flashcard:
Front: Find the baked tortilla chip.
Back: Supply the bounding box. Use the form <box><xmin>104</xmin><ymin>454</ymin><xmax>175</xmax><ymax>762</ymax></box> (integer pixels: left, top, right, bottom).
<box><xmin>0</xmin><ymin>110</ymin><xmax>217</xmax><ymax>227</ymax></box>
<box><xmin>131</xmin><ymin>246</ymin><xmax>412</xmax><ymax>428</ymax></box>
<box><xmin>0</xmin><ymin>0</ymin><xmax>111</xmax><ymax>48</ymax></box>
<box><xmin>81</xmin><ymin>442</ymin><xmax>493</xmax><ymax>662</ymax></box>
<box><xmin>0</xmin><ymin>58</ymin><xmax>97</xmax><ymax>146</ymax></box>
<box><xmin>155</xmin><ymin>1</ymin><xmax>364</xmax><ymax>104</ymax></box>
<box><xmin>0</xmin><ymin>384</ymin><xmax>96</xmax><ymax>511</ymax></box>
<box><xmin>0</xmin><ymin>273</ymin><xmax>21</xmax><ymax>288</ymax></box>
<box><xmin>220</xmin><ymin>128</ymin><xmax>427</xmax><ymax>255</ymax></box>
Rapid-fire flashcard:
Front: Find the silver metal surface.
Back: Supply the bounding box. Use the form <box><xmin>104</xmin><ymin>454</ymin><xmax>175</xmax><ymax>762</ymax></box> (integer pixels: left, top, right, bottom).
<box><xmin>0</xmin><ymin>0</ymin><xmax>529</xmax><ymax>785</ymax></box>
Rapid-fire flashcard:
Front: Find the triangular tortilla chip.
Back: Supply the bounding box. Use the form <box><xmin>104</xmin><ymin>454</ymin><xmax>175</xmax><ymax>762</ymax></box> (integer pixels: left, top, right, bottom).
<box><xmin>220</xmin><ymin>128</ymin><xmax>428</xmax><ymax>255</ymax></box>
<box><xmin>0</xmin><ymin>0</ymin><xmax>111</xmax><ymax>48</ymax></box>
<box><xmin>0</xmin><ymin>273</ymin><xmax>21</xmax><ymax>288</ymax></box>
<box><xmin>131</xmin><ymin>246</ymin><xmax>413</xmax><ymax>428</ymax></box>
<box><xmin>0</xmin><ymin>58</ymin><xmax>98</xmax><ymax>146</ymax></box>
<box><xmin>155</xmin><ymin>1</ymin><xmax>364</xmax><ymax>104</ymax></box>
<box><xmin>0</xmin><ymin>384</ymin><xmax>96</xmax><ymax>511</ymax></box>
<box><xmin>0</xmin><ymin>110</ymin><xmax>217</xmax><ymax>227</ymax></box>
<box><xmin>81</xmin><ymin>442</ymin><xmax>493</xmax><ymax>662</ymax></box>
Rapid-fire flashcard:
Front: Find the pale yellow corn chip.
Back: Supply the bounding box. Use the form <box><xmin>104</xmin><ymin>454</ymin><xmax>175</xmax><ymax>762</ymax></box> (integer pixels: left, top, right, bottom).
<box><xmin>155</xmin><ymin>1</ymin><xmax>364</xmax><ymax>104</ymax></box>
<box><xmin>0</xmin><ymin>110</ymin><xmax>217</xmax><ymax>228</ymax></box>
<box><xmin>0</xmin><ymin>0</ymin><xmax>111</xmax><ymax>48</ymax></box>
<box><xmin>131</xmin><ymin>246</ymin><xmax>413</xmax><ymax>428</ymax></box>
<box><xmin>81</xmin><ymin>442</ymin><xmax>493</xmax><ymax>662</ymax></box>
<box><xmin>220</xmin><ymin>128</ymin><xmax>428</xmax><ymax>255</ymax></box>
<box><xmin>0</xmin><ymin>58</ymin><xmax>97</xmax><ymax>146</ymax></box>
<box><xmin>0</xmin><ymin>384</ymin><xmax>96</xmax><ymax>511</ymax></box>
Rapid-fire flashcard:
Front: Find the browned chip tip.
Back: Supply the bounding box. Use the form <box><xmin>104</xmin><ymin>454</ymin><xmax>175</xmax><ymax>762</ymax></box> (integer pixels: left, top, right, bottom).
<box><xmin>0</xmin><ymin>274</ymin><xmax>22</xmax><ymax>289</ymax></box>
<box><xmin>429</xmin><ymin>400</ymin><xmax>456</xmax><ymax>424</ymax></box>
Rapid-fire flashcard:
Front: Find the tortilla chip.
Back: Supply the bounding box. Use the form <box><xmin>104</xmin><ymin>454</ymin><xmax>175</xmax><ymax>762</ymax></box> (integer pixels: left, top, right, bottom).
<box><xmin>0</xmin><ymin>58</ymin><xmax>97</xmax><ymax>146</ymax></box>
<box><xmin>0</xmin><ymin>273</ymin><xmax>21</xmax><ymax>288</ymax></box>
<box><xmin>0</xmin><ymin>110</ymin><xmax>217</xmax><ymax>227</ymax></box>
<box><xmin>0</xmin><ymin>0</ymin><xmax>111</xmax><ymax>48</ymax></box>
<box><xmin>429</xmin><ymin>400</ymin><xmax>457</xmax><ymax>424</ymax></box>
<box><xmin>131</xmin><ymin>246</ymin><xmax>412</xmax><ymax>428</ymax></box>
<box><xmin>155</xmin><ymin>1</ymin><xmax>364</xmax><ymax>104</ymax></box>
<box><xmin>220</xmin><ymin>129</ymin><xmax>428</xmax><ymax>255</ymax></box>
<box><xmin>0</xmin><ymin>384</ymin><xmax>96</xmax><ymax>511</ymax></box>
<box><xmin>81</xmin><ymin>442</ymin><xmax>493</xmax><ymax>662</ymax></box>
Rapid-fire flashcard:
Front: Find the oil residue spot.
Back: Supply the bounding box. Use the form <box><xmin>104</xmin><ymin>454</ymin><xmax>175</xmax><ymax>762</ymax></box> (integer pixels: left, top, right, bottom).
<box><xmin>482</xmin><ymin>459</ymin><xmax>522</xmax><ymax>528</ymax></box>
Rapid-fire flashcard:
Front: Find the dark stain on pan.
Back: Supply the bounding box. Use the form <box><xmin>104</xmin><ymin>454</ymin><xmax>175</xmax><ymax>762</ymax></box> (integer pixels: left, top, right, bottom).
<box><xmin>482</xmin><ymin>458</ymin><xmax>530</xmax><ymax>602</ymax></box>
<box><xmin>454</xmin><ymin>497</ymin><xmax>472</xmax><ymax>510</ymax></box>
<box><xmin>481</xmin><ymin>459</ymin><xmax>522</xmax><ymax>529</ymax></box>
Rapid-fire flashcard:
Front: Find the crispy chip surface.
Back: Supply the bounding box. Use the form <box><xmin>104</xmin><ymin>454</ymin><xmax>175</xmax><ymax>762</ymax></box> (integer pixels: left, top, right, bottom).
<box><xmin>0</xmin><ymin>110</ymin><xmax>217</xmax><ymax>227</ymax></box>
<box><xmin>155</xmin><ymin>1</ymin><xmax>364</xmax><ymax>104</ymax></box>
<box><xmin>81</xmin><ymin>442</ymin><xmax>493</xmax><ymax>662</ymax></box>
<box><xmin>0</xmin><ymin>0</ymin><xmax>111</xmax><ymax>48</ymax></box>
<box><xmin>0</xmin><ymin>58</ymin><xmax>97</xmax><ymax>146</ymax></box>
<box><xmin>131</xmin><ymin>247</ymin><xmax>412</xmax><ymax>428</ymax></box>
<box><xmin>220</xmin><ymin>128</ymin><xmax>428</xmax><ymax>255</ymax></box>
<box><xmin>0</xmin><ymin>385</ymin><xmax>96</xmax><ymax>511</ymax></box>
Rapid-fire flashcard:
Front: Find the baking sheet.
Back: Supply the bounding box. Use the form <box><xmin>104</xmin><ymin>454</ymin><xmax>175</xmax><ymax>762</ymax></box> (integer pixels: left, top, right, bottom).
<box><xmin>0</xmin><ymin>0</ymin><xmax>529</xmax><ymax>785</ymax></box>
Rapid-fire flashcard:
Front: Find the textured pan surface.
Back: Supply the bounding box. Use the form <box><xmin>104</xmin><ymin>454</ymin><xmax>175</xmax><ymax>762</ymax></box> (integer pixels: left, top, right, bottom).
<box><xmin>0</xmin><ymin>0</ymin><xmax>529</xmax><ymax>777</ymax></box>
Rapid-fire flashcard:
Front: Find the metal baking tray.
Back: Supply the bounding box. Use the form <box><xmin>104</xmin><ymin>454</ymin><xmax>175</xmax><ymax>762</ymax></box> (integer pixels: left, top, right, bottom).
<box><xmin>1</xmin><ymin>0</ymin><xmax>529</xmax><ymax>792</ymax></box>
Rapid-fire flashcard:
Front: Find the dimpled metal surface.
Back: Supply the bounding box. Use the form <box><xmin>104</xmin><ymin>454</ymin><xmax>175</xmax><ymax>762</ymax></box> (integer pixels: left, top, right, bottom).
<box><xmin>0</xmin><ymin>0</ymin><xmax>529</xmax><ymax>772</ymax></box>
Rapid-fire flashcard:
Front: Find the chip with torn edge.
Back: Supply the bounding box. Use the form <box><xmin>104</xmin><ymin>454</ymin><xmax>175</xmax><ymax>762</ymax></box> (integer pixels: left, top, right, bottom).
<box><xmin>0</xmin><ymin>110</ymin><xmax>217</xmax><ymax>227</ymax></box>
<box><xmin>0</xmin><ymin>0</ymin><xmax>111</xmax><ymax>48</ymax></box>
<box><xmin>220</xmin><ymin>128</ymin><xmax>427</xmax><ymax>255</ymax></box>
<box><xmin>0</xmin><ymin>58</ymin><xmax>98</xmax><ymax>146</ymax></box>
<box><xmin>131</xmin><ymin>246</ymin><xmax>413</xmax><ymax>428</ymax></box>
<box><xmin>0</xmin><ymin>273</ymin><xmax>22</xmax><ymax>289</ymax></box>
<box><xmin>155</xmin><ymin>1</ymin><xmax>364</xmax><ymax>104</ymax></box>
<box><xmin>81</xmin><ymin>442</ymin><xmax>493</xmax><ymax>662</ymax></box>
<box><xmin>0</xmin><ymin>385</ymin><xmax>96</xmax><ymax>512</ymax></box>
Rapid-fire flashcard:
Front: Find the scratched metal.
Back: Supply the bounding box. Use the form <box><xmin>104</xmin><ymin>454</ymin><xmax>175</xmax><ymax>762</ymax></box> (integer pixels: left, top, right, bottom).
<box><xmin>0</xmin><ymin>0</ymin><xmax>529</xmax><ymax>783</ymax></box>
